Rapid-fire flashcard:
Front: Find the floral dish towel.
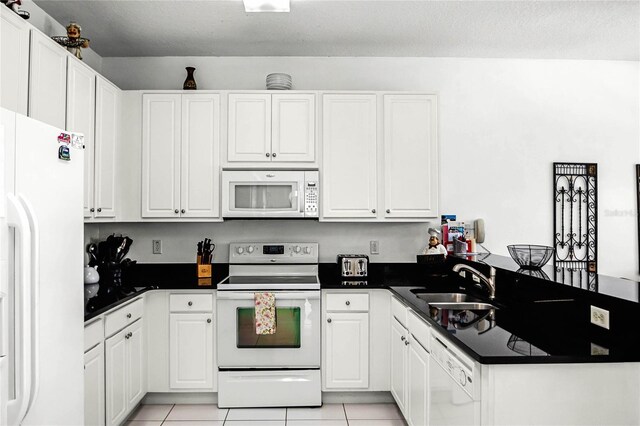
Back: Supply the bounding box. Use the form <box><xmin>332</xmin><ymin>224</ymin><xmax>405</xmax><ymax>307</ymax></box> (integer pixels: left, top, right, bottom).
<box><xmin>254</xmin><ymin>292</ymin><xmax>276</xmax><ymax>335</ymax></box>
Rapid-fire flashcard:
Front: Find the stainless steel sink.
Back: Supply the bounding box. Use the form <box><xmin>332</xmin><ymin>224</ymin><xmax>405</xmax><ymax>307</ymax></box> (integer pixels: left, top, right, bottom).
<box><xmin>428</xmin><ymin>302</ymin><xmax>498</xmax><ymax>310</ymax></box>
<box><xmin>412</xmin><ymin>292</ymin><xmax>484</xmax><ymax>303</ymax></box>
<box><xmin>411</xmin><ymin>292</ymin><xmax>498</xmax><ymax>310</ymax></box>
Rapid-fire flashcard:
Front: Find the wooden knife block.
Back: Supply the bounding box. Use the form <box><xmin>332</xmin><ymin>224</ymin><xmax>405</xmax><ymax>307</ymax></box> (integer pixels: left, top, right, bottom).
<box><xmin>196</xmin><ymin>255</ymin><xmax>212</xmax><ymax>280</ymax></box>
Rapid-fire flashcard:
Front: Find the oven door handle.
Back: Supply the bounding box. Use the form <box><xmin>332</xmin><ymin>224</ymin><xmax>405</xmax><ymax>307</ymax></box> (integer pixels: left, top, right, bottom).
<box><xmin>217</xmin><ymin>291</ymin><xmax>320</xmax><ymax>300</ymax></box>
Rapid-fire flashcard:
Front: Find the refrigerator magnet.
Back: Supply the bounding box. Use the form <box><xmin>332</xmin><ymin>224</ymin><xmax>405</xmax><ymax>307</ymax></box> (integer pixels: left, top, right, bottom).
<box><xmin>71</xmin><ymin>133</ymin><xmax>84</xmax><ymax>149</ymax></box>
<box><xmin>58</xmin><ymin>145</ymin><xmax>71</xmax><ymax>161</ymax></box>
<box><xmin>57</xmin><ymin>132</ymin><xmax>71</xmax><ymax>144</ymax></box>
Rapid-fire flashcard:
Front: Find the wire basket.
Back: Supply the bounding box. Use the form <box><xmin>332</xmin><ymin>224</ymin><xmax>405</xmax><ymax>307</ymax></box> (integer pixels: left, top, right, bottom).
<box><xmin>507</xmin><ymin>245</ymin><xmax>554</xmax><ymax>269</ymax></box>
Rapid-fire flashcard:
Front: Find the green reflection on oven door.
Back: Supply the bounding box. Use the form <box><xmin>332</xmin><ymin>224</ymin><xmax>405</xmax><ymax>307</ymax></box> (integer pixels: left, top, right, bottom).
<box><xmin>236</xmin><ymin>307</ymin><xmax>301</xmax><ymax>348</ymax></box>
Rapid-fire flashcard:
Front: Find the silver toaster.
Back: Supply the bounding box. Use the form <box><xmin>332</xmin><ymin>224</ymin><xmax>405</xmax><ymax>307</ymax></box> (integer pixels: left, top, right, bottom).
<box><xmin>337</xmin><ymin>254</ymin><xmax>369</xmax><ymax>277</ymax></box>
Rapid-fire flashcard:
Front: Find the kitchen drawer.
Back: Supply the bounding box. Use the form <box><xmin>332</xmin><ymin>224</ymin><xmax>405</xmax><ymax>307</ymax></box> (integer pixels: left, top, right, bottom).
<box><xmin>325</xmin><ymin>293</ymin><xmax>369</xmax><ymax>312</ymax></box>
<box><xmin>170</xmin><ymin>293</ymin><xmax>213</xmax><ymax>312</ymax></box>
<box><xmin>104</xmin><ymin>298</ymin><xmax>143</xmax><ymax>337</ymax></box>
<box><xmin>408</xmin><ymin>310</ymin><xmax>430</xmax><ymax>351</ymax></box>
<box><xmin>391</xmin><ymin>296</ymin><xmax>408</xmax><ymax>327</ymax></box>
<box><xmin>84</xmin><ymin>318</ymin><xmax>104</xmax><ymax>352</ymax></box>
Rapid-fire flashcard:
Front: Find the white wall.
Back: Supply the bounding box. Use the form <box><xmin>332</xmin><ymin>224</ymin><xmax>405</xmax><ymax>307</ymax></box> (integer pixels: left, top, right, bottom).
<box><xmin>100</xmin><ymin>56</ymin><xmax>640</xmax><ymax>279</ymax></box>
<box><xmin>22</xmin><ymin>0</ymin><xmax>103</xmax><ymax>72</ymax></box>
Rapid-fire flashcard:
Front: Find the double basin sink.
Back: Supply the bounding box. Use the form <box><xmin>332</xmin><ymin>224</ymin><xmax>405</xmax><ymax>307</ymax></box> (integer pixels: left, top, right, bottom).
<box><xmin>411</xmin><ymin>290</ymin><xmax>498</xmax><ymax>311</ymax></box>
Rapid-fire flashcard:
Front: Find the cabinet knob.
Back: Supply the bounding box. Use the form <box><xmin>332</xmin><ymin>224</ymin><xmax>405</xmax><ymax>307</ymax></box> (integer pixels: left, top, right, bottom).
<box><xmin>181</xmin><ymin>209</ymin><xmax>186</xmax><ymax>214</ymax></box>
<box><xmin>126</xmin><ymin>313</ymin><xmax>131</xmax><ymax>319</ymax></box>
<box><xmin>327</xmin><ymin>318</ymin><xmax>332</xmax><ymax>323</ymax></box>
<box><xmin>266</xmin><ymin>153</ymin><xmax>270</xmax><ymax>157</ymax></box>
<box><xmin>401</xmin><ymin>335</ymin><xmax>406</xmax><ymax>341</ymax></box>
<box><xmin>125</xmin><ymin>332</ymin><xmax>131</xmax><ymax>339</ymax></box>
<box><xmin>405</xmin><ymin>340</ymin><xmax>410</xmax><ymax>346</ymax></box>
<box><xmin>97</xmin><ymin>208</ymin><xmax>102</xmax><ymax>212</ymax></box>
<box><xmin>372</xmin><ymin>209</ymin><xmax>376</xmax><ymax>214</ymax></box>
<box><xmin>272</xmin><ymin>153</ymin><xmax>277</xmax><ymax>158</ymax></box>
<box><xmin>188</xmin><ymin>301</ymin><xmax>193</xmax><ymax>306</ymax></box>
<box><xmin>207</xmin><ymin>318</ymin><xmax>212</xmax><ymax>323</ymax></box>
<box><xmin>345</xmin><ymin>300</ymin><xmax>351</xmax><ymax>306</ymax></box>
<box><xmin>90</xmin><ymin>208</ymin><xmax>95</xmax><ymax>212</ymax></box>
<box><xmin>386</xmin><ymin>209</ymin><xmax>390</xmax><ymax>214</ymax></box>
<box><xmin>174</xmin><ymin>209</ymin><xmax>179</xmax><ymax>214</ymax></box>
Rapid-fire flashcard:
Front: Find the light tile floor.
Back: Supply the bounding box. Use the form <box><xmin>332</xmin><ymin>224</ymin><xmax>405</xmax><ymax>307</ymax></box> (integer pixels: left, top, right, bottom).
<box><xmin>125</xmin><ymin>403</ymin><xmax>407</xmax><ymax>426</ymax></box>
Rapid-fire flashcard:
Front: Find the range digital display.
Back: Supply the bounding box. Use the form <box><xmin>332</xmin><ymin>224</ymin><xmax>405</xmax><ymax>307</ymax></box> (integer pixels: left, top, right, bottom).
<box><xmin>263</xmin><ymin>245</ymin><xmax>284</xmax><ymax>255</ymax></box>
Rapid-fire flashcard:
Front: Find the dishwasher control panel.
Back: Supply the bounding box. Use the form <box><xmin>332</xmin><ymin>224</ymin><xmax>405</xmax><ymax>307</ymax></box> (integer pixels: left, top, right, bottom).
<box><xmin>431</xmin><ymin>334</ymin><xmax>475</xmax><ymax>398</ymax></box>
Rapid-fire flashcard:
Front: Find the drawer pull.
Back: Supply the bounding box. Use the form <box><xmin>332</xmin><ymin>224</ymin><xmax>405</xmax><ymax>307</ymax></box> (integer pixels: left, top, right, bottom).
<box><xmin>405</xmin><ymin>340</ymin><xmax>410</xmax><ymax>346</ymax></box>
<box><xmin>345</xmin><ymin>300</ymin><xmax>351</xmax><ymax>306</ymax></box>
<box><xmin>207</xmin><ymin>318</ymin><xmax>212</xmax><ymax>324</ymax></box>
<box><xmin>401</xmin><ymin>335</ymin><xmax>406</xmax><ymax>341</ymax></box>
<box><xmin>327</xmin><ymin>318</ymin><xmax>332</xmax><ymax>323</ymax></box>
<box><xmin>126</xmin><ymin>313</ymin><xmax>131</xmax><ymax>319</ymax></box>
<box><xmin>125</xmin><ymin>332</ymin><xmax>132</xmax><ymax>339</ymax></box>
<box><xmin>188</xmin><ymin>301</ymin><xmax>193</xmax><ymax>306</ymax></box>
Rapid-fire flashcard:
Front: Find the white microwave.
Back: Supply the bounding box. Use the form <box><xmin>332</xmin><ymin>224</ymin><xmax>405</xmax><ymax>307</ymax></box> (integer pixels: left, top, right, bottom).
<box><xmin>221</xmin><ymin>170</ymin><xmax>319</xmax><ymax>218</ymax></box>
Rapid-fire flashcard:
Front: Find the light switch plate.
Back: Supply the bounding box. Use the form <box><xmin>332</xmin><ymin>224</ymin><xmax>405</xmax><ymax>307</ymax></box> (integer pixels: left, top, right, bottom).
<box><xmin>370</xmin><ymin>240</ymin><xmax>379</xmax><ymax>255</ymax></box>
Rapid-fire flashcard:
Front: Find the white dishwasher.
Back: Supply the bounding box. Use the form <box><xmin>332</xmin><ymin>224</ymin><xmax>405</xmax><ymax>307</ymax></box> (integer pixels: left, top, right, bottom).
<box><xmin>429</xmin><ymin>334</ymin><xmax>480</xmax><ymax>426</ymax></box>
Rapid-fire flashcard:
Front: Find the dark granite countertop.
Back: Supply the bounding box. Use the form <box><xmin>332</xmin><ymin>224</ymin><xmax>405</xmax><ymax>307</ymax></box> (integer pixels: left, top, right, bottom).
<box><xmin>85</xmin><ymin>258</ymin><xmax>640</xmax><ymax>365</ymax></box>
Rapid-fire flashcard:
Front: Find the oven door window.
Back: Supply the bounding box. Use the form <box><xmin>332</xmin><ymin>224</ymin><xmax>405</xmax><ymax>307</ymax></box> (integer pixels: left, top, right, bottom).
<box><xmin>233</xmin><ymin>184</ymin><xmax>297</xmax><ymax>210</ymax></box>
<box><xmin>236</xmin><ymin>307</ymin><xmax>301</xmax><ymax>348</ymax></box>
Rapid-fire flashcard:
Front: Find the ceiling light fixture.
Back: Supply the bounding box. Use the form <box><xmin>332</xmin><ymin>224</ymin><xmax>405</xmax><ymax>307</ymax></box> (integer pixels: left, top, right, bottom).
<box><xmin>243</xmin><ymin>0</ymin><xmax>290</xmax><ymax>13</ymax></box>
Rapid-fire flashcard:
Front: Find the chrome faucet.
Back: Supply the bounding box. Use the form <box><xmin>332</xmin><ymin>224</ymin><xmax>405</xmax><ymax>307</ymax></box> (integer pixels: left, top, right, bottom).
<box><xmin>452</xmin><ymin>263</ymin><xmax>497</xmax><ymax>300</ymax></box>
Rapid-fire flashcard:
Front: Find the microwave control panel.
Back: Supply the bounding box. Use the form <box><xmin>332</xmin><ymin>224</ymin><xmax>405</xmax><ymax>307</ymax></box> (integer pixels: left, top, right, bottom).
<box><xmin>304</xmin><ymin>171</ymin><xmax>319</xmax><ymax>217</ymax></box>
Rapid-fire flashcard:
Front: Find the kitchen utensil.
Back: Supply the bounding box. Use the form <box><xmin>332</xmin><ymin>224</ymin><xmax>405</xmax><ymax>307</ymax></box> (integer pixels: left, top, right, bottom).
<box><xmin>87</xmin><ymin>243</ymin><xmax>98</xmax><ymax>266</ymax></box>
<box><xmin>507</xmin><ymin>245</ymin><xmax>554</xmax><ymax>269</ymax></box>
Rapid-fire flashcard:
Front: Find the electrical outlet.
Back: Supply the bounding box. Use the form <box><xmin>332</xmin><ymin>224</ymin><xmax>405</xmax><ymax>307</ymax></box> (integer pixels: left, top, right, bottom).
<box><xmin>152</xmin><ymin>239</ymin><xmax>162</xmax><ymax>254</ymax></box>
<box><xmin>590</xmin><ymin>305</ymin><xmax>610</xmax><ymax>329</ymax></box>
<box><xmin>370</xmin><ymin>240</ymin><xmax>379</xmax><ymax>255</ymax></box>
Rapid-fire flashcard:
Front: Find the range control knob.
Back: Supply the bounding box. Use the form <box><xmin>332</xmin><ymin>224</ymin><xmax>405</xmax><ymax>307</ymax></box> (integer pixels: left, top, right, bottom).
<box><xmin>303</xmin><ymin>246</ymin><xmax>311</xmax><ymax>254</ymax></box>
<box><xmin>294</xmin><ymin>245</ymin><xmax>301</xmax><ymax>254</ymax></box>
<box><xmin>247</xmin><ymin>246</ymin><xmax>255</xmax><ymax>254</ymax></box>
<box><xmin>236</xmin><ymin>246</ymin><xmax>245</xmax><ymax>255</ymax></box>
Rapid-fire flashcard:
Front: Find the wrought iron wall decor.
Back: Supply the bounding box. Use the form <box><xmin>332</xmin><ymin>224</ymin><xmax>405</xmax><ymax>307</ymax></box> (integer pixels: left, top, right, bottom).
<box><xmin>553</xmin><ymin>162</ymin><xmax>598</xmax><ymax>291</ymax></box>
<box><xmin>636</xmin><ymin>165</ymin><xmax>640</xmax><ymax>274</ymax></box>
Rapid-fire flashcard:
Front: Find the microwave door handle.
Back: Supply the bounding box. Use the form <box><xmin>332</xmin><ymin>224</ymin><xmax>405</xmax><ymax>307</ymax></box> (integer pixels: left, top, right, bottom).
<box><xmin>291</xmin><ymin>189</ymin><xmax>300</xmax><ymax>212</ymax></box>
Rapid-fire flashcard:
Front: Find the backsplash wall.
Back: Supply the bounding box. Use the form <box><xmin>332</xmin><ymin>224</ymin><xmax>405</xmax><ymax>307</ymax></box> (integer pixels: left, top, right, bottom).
<box><xmin>88</xmin><ymin>221</ymin><xmax>430</xmax><ymax>264</ymax></box>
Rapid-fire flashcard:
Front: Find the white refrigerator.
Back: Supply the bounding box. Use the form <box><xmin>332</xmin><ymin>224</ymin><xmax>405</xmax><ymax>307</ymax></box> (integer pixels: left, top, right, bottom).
<box><xmin>1</xmin><ymin>109</ymin><xmax>84</xmax><ymax>425</ymax></box>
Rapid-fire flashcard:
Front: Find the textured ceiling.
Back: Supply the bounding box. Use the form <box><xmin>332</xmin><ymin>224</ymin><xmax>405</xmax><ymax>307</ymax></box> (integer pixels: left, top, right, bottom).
<box><xmin>33</xmin><ymin>0</ymin><xmax>640</xmax><ymax>60</ymax></box>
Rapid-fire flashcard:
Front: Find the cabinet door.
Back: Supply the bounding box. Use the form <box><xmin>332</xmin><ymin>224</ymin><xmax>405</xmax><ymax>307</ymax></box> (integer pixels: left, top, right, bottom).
<box><xmin>322</xmin><ymin>94</ymin><xmax>377</xmax><ymax>218</ymax></box>
<box><xmin>84</xmin><ymin>343</ymin><xmax>105</xmax><ymax>426</ymax></box>
<box><xmin>324</xmin><ymin>312</ymin><xmax>369</xmax><ymax>389</ymax></box>
<box><xmin>105</xmin><ymin>330</ymin><xmax>127</xmax><ymax>426</ymax></box>
<box><xmin>390</xmin><ymin>317</ymin><xmax>408</xmax><ymax>414</ymax></box>
<box><xmin>169</xmin><ymin>313</ymin><xmax>214</xmax><ymax>389</ymax></box>
<box><xmin>94</xmin><ymin>77</ymin><xmax>120</xmax><ymax>218</ymax></box>
<box><xmin>383</xmin><ymin>94</ymin><xmax>438</xmax><ymax>218</ymax></box>
<box><xmin>126</xmin><ymin>319</ymin><xmax>145</xmax><ymax>408</ymax></box>
<box><xmin>142</xmin><ymin>94</ymin><xmax>182</xmax><ymax>217</ymax></box>
<box><xmin>181</xmin><ymin>94</ymin><xmax>220</xmax><ymax>218</ymax></box>
<box><xmin>407</xmin><ymin>336</ymin><xmax>429</xmax><ymax>426</ymax></box>
<box><xmin>0</xmin><ymin>7</ymin><xmax>29</xmax><ymax>114</ymax></box>
<box><xmin>66</xmin><ymin>58</ymin><xmax>96</xmax><ymax>218</ymax></box>
<box><xmin>272</xmin><ymin>94</ymin><xmax>315</xmax><ymax>162</ymax></box>
<box><xmin>228</xmin><ymin>94</ymin><xmax>271</xmax><ymax>162</ymax></box>
<box><xmin>28</xmin><ymin>30</ymin><xmax>67</xmax><ymax>128</ymax></box>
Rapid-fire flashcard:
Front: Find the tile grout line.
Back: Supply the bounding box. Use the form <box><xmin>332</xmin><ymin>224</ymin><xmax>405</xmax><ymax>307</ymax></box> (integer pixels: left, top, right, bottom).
<box><xmin>161</xmin><ymin>403</ymin><xmax>175</xmax><ymax>424</ymax></box>
<box><xmin>343</xmin><ymin>403</ymin><xmax>350</xmax><ymax>426</ymax></box>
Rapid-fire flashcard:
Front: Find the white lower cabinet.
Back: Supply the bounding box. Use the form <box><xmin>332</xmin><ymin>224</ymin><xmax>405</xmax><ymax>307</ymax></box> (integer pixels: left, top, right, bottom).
<box><xmin>84</xmin><ymin>343</ymin><xmax>105</xmax><ymax>426</ymax></box>
<box><xmin>105</xmin><ymin>319</ymin><xmax>144</xmax><ymax>426</ymax></box>
<box><xmin>407</xmin><ymin>332</ymin><xmax>429</xmax><ymax>426</ymax></box>
<box><xmin>170</xmin><ymin>313</ymin><xmax>214</xmax><ymax>389</ymax></box>
<box><xmin>324</xmin><ymin>312</ymin><xmax>369</xmax><ymax>389</ymax></box>
<box><xmin>390</xmin><ymin>316</ymin><xmax>409</xmax><ymax>414</ymax></box>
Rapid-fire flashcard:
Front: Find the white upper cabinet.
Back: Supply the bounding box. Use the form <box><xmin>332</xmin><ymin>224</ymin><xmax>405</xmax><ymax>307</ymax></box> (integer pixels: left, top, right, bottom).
<box><xmin>142</xmin><ymin>93</ymin><xmax>221</xmax><ymax>219</ymax></box>
<box><xmin>227</xmin><ymin>93</ymin><xmax>315</xmax><ymax>163</ymax></box>
<box><xmin>29</xmin><ymin>30</ymin><xmax>68</xmax><ymax>128</ymax></box>
<box><xmin>66</xmin><ymin>58</ymin><xmax>97</xmax><ymax>218</ymax></box>
<box><xmin>321</xmin><ymin>94</ymin><xmax>377</xmax><ymax>218</ymax></box>
<box><xmin>228</xmin><ymin>94</ymin><xmax>271</xmax><ymax>162</ymax></box>
<box><xmin>383</xmin><ymin>94</ymin><xmax>438</xmax><ymax>219</ymax></box>
<box><xmin>94</xmin><ymin>77</ymin><xmax>120</xmax><ymax>218</ymax></box>
<box><xmin>0</xmin><ymin>7</ymin><xmax>30</xmax><ymax>115</ymax></box>
<box><xmin>181</xmin><ymin>94</ymin><xmax>221</xmax><ymax>218</ymax></box>
<box><xmin>142</xmin><ymin>94</ymin><xmax>182</xmax><ymax>218</ymax></box>
<box><xmin>272</xmin><ymin>94</ymin><xmax>315</xmax><ymax>162</ymax></box>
